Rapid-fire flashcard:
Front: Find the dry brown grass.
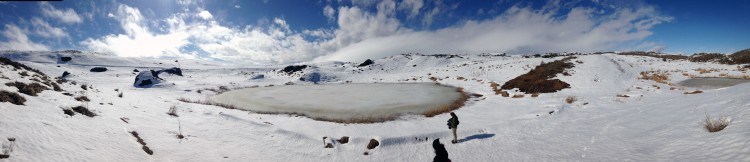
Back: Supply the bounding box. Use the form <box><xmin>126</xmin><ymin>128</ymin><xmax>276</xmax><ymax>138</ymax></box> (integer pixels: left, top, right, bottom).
<box><xmin>639</xmin><ymin>71</ymin><xmax>669</xmax><ymax>84</ymax></box>
<box><xmin>616</xmin><ymin>94</ymin><xmax>630</xmax><ymax>97</ymax></box>
<box><xmin>423</xmin><ymin>87</ymin><xmax>470</xmax><ymax>117</ymax></box>
<box><xmin>531</xmin><ymin>93</ymin><xmax>539</xmax><ymax>97</ymax></box>
<box><xmin>129</xmin><ymin>131</ymin><xmax>153</xmax><ymax>155</ymax></box>
<box><xmin>565</xmin><ymin>96</ymin><xmax>577</xmax><ymax>104</ymax></box>
<box><xmin>166</xmin><ymin>105</ymin><xmax>178</xmax><ymax>117</ymax></box>
<box><xmin>704</xmin><ymin>114</ymin><xmax>730</xmax><ymax>133</ymax></box>
<box><xmin>71</xmin><ymin>105</ymin><xmax>96</xmax><ymax>117</ymax></box>
<box><xmin>500</xmin><ymin>57</ymin><xmax>575</xmax><ymax>93</ymax></box>
<box><xmin>5</xmin><ymin>82</ymin><xmax>48</xmax><ymax>96</ymax></box>
<box><xmin>0</xmin><ymin>90</ymin><xmax>26</xmax><ymax>105</ymax></box>
<box><xmin>684</xmin><ymin>90</ymin><xmax>703</xmax><ymax>94</ymax></box>
<box><xmin>511</xmin><ymin>94</ymin><xmax>524</xmax><ymax>98</ymax></box>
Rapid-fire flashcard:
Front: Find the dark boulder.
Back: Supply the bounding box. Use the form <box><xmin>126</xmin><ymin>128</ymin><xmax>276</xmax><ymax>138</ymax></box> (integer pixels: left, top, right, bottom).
<box><xmin>367</xmin><ymin>139</ymin><xmax>379</xmax><ymax>149</ymax></box>
<box><xmin>134</xmin><ymin>71</ymin><xmax>160</xmax><ymax>87</ymax></box>
<box><xmin>61</xmin><ymin>71</ymin><xmax>70</xmax><ymax>78</ymax></box>
<box><xmin>358</xmin><ymin>59</ymin><xmax>374</xmax><ymax>67</ymax></box>
<box><xmin>159</xmin><ymin>67</ymin><xmax>183</xmax><ymax>76</ymax></box>
<box><xmin>60</xmin><ymin>56</ymin><xmax>72</xmax><ymax>62</ymax></box>
<box><xmin>133</xmin><ymin>69</ymin><xmax>139</xmax><ymax>72</ymax></box>
<box><xmin>90</xmin><ymin>67</ymin><xmax>107</xmax><ymax>72</ymax></box>
<box><xmin>280</xmin><ymin>65</ymin><xmax>308</xmax><ymax>74</ymax></box>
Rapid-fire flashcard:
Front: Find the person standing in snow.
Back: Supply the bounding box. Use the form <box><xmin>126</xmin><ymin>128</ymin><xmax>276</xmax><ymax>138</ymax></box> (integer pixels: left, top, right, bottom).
<box><xmin>447</xmin><ymin>112</ymin><xmax>459</xmax><ymax>144</ymax></box>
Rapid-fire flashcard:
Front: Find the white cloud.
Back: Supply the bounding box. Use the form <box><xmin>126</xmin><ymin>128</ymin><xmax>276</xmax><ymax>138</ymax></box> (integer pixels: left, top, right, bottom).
<box><xmin>323</xmin><ymin>5</ymin><xmax>336</xmax><ymax>22</ymax></box>
<box><xmin>0</xmin><ymin>24</ymin><xmax>50</xmax><ymax>51</ymax></box>
<box><xmin>198</xmin><ymin>10</ymin><xmax>213</xmax><ymax>20</ymax></box>
<box><xmin>82</xmin><ymin>4</ymin><xmax>189</xmax><ymax>58</ymax></box>
<box><xmin>314</xmin><ymin>5</ymin><xmax>672</xmax><ymax>62</ymax></box>
<box><xmin>31</xmin><ymin>18</ymin><xmax>68</xmax><ymax>38</ymax></box>
<box><xmin>39</xmin><ymin>2</ymin><xmax>82</xmax><ymax>24</ymax></box>
<box><xmin>81</xmin><ymin>1</ymin><xmax>671</xmax><ymax>65</ymax></box>
<box><xmin>399</xmin><ymin>0</ymin><xmax>423</xmax><ymax>19</ymax></box>
<box><xmin>234</xmin><ymin>5</ymin><xmax>241</xmax><ymax>9</ymax></box>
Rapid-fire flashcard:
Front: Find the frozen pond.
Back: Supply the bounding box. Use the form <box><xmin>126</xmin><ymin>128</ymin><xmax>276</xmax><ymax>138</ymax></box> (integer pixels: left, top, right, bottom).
<box><xmin>210</xmin><ymin>83</ymin><xmax>467</xmax><ymax>123</ymax></box>
<box><xmin>677</xmin><ymin>78</ymin><xmax>750</xmax><ymax>89</ymax></box>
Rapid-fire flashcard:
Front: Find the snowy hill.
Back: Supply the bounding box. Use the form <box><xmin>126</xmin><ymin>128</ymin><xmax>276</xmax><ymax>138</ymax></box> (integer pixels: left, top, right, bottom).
<box><xmin>0</xmin><ymin>51</ymin><xmax>748</xmax><ymax>161</ymax></box>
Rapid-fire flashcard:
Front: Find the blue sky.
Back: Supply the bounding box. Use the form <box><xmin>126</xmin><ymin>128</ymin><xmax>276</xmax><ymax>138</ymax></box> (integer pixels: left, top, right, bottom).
<box><xmin>0</xmin><ymin>0</ymin><xmax>747</xmax><ymax>64</ymax></box>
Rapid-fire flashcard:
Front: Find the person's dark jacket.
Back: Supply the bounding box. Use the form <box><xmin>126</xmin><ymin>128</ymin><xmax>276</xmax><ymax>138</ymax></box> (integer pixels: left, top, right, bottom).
<box><xmin>447</xmin><ymin>115</ymin><xmax>459</xmax><ymax>129</ymax></box>
<box><xmin>432</xmin><ymin>139</ymin><xmax>450</xmax><ymax>162</ymax></box>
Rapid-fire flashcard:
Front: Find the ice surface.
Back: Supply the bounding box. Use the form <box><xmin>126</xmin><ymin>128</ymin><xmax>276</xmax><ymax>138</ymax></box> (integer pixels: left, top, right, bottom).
<box><xmin>210</xmin><ymin>83</ymin><xmax>461</xmax><ymax>121</ymax></box>
<box><xmin>676</xmin><ymin>78</ymin><xmax>750</xmax><ymax>89</ymax></box>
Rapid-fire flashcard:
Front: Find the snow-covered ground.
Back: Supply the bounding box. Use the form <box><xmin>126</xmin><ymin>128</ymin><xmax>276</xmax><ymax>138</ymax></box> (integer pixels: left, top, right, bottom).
<box><xmin>0</xmin><ymin>51</ymin><xmax>749</xmax><ymax>161</ymax></box>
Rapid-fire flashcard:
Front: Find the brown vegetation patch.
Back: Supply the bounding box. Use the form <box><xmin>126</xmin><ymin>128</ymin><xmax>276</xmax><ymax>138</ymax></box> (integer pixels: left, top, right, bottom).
<box><xmin>511</xmin><ymin>94</ymin><xmax>524</xmax><ymax>98</ymax></box>
<box><xmin>684</xmin><ymin>90</ymin><xmax>703</xmax><ymax>94</ymax></box>
<box><xmin>423</xmin><ymin>87</ymin><xmax>470</xmax><ymax>117</ymax></box>
<box><xmin>690</xmin><ymin>53</ymin><xmax>731</xmax><ymax>63</ymax></box>
<box><xmin>129</xmin><ymin>131</ymin><xmax>153</xmax><ymax>155</ymax></box>
<box><xmin>0</xmin><ymin>90</ymin><xmax>26</xmax><ymax>105</ymax></box>
<box><xmin>71</xmin><ymin>105</ymin><xmax>96</xmax><ymax>117</ymax></box>
<box><xmin>565</xmin><ymin>96</ymin><xmax>577</xmax><ymax>104</ymax></box>
<box><xmin>639</xmin><ymin>71</ymin><xmax>669</xmax><ymax>84</ymax></box>
<box><xmin>729</xmin><ymin>49</ymin><xmax>750</xmax><ymax>64</ymax></box>
<box><xmin>5</xmin><ymin>82</ymin><xmax>48</xmax><ymax>96</ymax></box>
<box><xmin>616</xmin><ymin>94</ymin><xmax>630</xmax><ymax>97</ymax></box>
<box><xmin>531</xmin><ymin>93</ymin><xmax>539</xmax><ymax>97</ymax></box>
<box><xmin>500</xmin><ymin>57</ymin><xmax>575</xmax><ymax>93</ymax></box>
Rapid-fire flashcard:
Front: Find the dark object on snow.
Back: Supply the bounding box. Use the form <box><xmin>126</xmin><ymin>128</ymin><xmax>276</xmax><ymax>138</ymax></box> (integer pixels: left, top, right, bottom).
<box><xmin>358</xmin><ymin>59</ymin><xmax>374</xmax><ymax>67</ymax></box>
<box><xmin>60</xmin><ymin>56</ymin><xmax>72</xmax><ymax>62</ymax></box>
<box><xmin>324</xmin><ymin>143</ymin><xmax>334</xmax><ymax>148</ymax></box>
<box><xmin>338</xmin><ymin>136</ymin><xmax>350</xmax><ymax>144</ymax></box>
<box><xmin>432</xmin><ymin>139</ymin><xmax>450</xmax><ymax>162</ymax></box>
<box><xmin>61</xmin><ymin>71</ymin><xmax>70</xmax><ymax>78</ymax></box>
<box><xmin>71</xmin><ymin>106</ymin><xmax>96</xmax><ymax>117</ymax></box>
<box><xmin>138</xmin><ymin>79</ymin><xmax>153</xmax><ymax>87</ymax></box>
<box><xmin>0</xmin><ymin>90</ymin><xmax>26</xmax><ymax>105</ymax></box>
<box><xmin>251</xmin><ymin>74</ymin><xmax>265</xmax><ymax>80</ymax></box>
<box><xmin>367</xmin><ymin>139</ymin><xmax>379</xmax><ymax>149</ymax></box>
<box><xmin>133</xmin><ymin>69</ymin><xmax>139</xmax><ymax>72</ymax></box>
<box><xmin>447</xmin><ymin>112</ymin><xmax>459</xmax><ymax>129</ymax></box>
<box><xmin>63</xmin><ymin>109</ymin><xmax>74</xmax><ymax>116</ymax></box>
<box><xmin>159</xmin><ymin>67</ymin><xmax>183</xmax><ymax>76</ymax></box>
<box><xmin>89</xmin><ymin>67</ymin><xmax>107</xmax><ymax>72</ymax></box>
<box><xmin>5</xmin><ymin>82</ymin><xmax>48</xmax><ymax>96</ymax></box>
<box><xmin>280</xmin><ymin>65</ymin><xmax>308</xmax><ymax>74</ymax></box>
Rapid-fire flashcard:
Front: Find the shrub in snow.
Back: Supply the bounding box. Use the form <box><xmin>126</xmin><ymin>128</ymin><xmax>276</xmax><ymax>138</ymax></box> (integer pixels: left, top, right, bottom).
<box><xmin>337</xmin><ymin>136</ymin><xmax>350</xmax><ymax>144</ymax></box>
<box><xmin>704</xmin><ymin>115</ymin><xmax>730</xmax><ymax>133</ymax></box>
<box><xmin>167</xmin><ymin>105</ymin><xmax>178</xmax><ymax>117</ymax></box>
<box><xmin>566</xmin><ymin>96</ymin><xmax>577</xmax><ymax>104</ymax></box>
<box><xmin>71</xmin><ymin>105</ymin><xmax>96</xmax><ymax>117</ymax></box>
<box><xmin>0</xmin><ymin>90</ymin><xmax>25</xmax><ymax>105</ymax></box>
<box><xmin>89</xmin><ymin>67</ymin><xmax>107</xmax><ymax>72</ymax></box>
<box><xmin>159</xmin><ymin>67</ymin><xmax>183</xmax><ymax>76</ymax></box>
<box><xmin>5</xmin><ymin>81</ymin><xmax>48</xmax><ymax>96</ymax></box>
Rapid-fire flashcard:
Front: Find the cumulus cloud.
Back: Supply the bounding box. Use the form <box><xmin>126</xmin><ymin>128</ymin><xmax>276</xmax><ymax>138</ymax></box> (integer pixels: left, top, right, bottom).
<box><xmin>81</xmin><ymin>0</ymin><xmax>671</xmax><ymax>65</ymax></box>
<box><xmin>39</xmin><ymin>2</ymin><xmax>82</xmax><ymax>24</ymax></box>
<box><xmin>315</xmin><ymin>4</ymin><xmax>673</xmax><ymax>62</ymax></box>
<box><xmin>82</xmin><ymin>4</ymin><xmax>189</xmax><ymax>58</ymax></box>
<box><xmin>399</xmin><ymin>0</ymin><xmax>423</xmax><ymax>19</ymax></box>
<box><xmin>198</xmin><ymin>10</ymin><xmax>213</xmax><ymax>20</ymax></box>
<box><xmin>31</xmin><ymin>18</ymin><xmax>68</xmax><ymax>38</ymax></box>
<box><xmin>0</xmin><ymin>24</ymin><xmax>50</xmax><ymax>51</ymax></box>
<box><xmin>323</xmin><ymin>5</ymin><xmax>336</xmax><ymax>22</ymax></box>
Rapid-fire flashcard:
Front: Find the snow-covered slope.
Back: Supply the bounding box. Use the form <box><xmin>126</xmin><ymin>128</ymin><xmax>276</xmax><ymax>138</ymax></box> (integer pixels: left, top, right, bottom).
<box><xmin>0</xmin><ymin>51</ymin><xmax>748</xmax><ymax>161</ymax></box>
